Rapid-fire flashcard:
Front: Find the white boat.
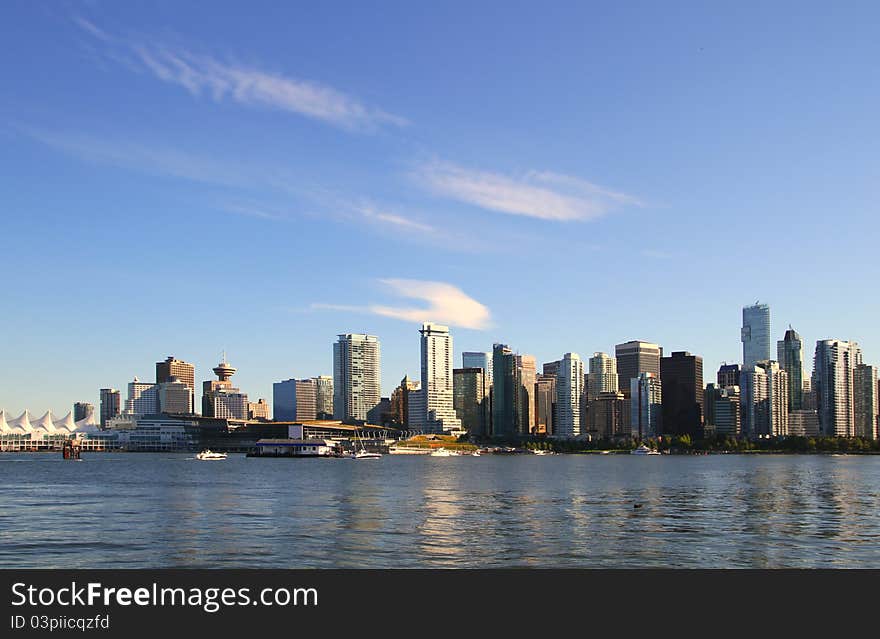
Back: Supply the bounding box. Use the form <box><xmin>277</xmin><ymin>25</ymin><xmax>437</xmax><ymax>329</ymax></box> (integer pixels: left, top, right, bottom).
<box><xmin>533</xmin><ymin>449</ymin><xmax>552</xmax><ymax>455</ymax></box>
<box><xmin>471</xmin><ymin>450</ymin><xmax>481</xmax><ymax>457</ymax></box>
<box><xmin>430</xmin><ymin>447</ymin><xmax>458</xmax><ymax>457</ymax></box>
<box><xmin>349</xmin><ymin>426</ymin><xmax>383</xmax><ymax>459</ymax></box>
<box><xmin>630</xmin><ymin>444</ymin><xmax>661</xmax><ymax>456</ymax></box>
<box><xmin>196</xmin><ymin>450</ymin><xmax>227</xmax><ymax>460</ymax></box>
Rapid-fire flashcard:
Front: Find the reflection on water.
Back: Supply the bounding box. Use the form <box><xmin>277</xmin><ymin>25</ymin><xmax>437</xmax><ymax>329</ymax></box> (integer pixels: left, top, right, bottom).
<box><xmin>1</xmin><ymin>453</ymin><xmax>879</xmax><ymax>568</ymax></box>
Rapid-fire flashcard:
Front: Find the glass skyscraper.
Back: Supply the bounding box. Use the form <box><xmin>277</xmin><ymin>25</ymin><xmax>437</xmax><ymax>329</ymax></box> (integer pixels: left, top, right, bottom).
<box><xmin>741</xmin><ymin>303</ymin><xmax>772</xmax><ymax>368</ymax></box>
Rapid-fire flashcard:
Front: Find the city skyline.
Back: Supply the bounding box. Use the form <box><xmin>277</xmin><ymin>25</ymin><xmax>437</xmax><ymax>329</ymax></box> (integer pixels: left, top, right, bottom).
<box><xmin>3</xmin><ymin>4</ymin><xmax>880</xmax><ymax>414</ymax></box>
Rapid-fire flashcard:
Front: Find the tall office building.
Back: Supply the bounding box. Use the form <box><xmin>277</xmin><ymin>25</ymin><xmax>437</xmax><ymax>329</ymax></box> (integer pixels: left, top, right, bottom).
<box><xmin>492</xmin><ymin>344</ymin><xmax>518</xmax><ymax>438</ymax></box>
<box><xmin>273</xmin><ymin>378</ymin><xmax>317</xmax><ymax>421</ymax></box>
<box><xmin>854</xmin><ymin>363</ymin><xmax>879</xmax><ymax>440</ymax></box>
<box><xmin>777</xmin><ymin>328</ymin><xmax>805</xmax><ymax>411</ymax></box>
<box><xmin>589</xmin><ymin>391</ymin><xmax>627</xmax><ymax>439</ymax></box>
<box><xmin>453</xmin><ymin>367</ymin><xmax>489</xmax><ymax>435</ymax></box>
<box><xmin>813</xmin><ymin>339</ymin><xmax>861</xmax><ymax>437</ymax></box>
<box><xmin>516</xmin><ymin>354</ymin><xmax>537</xmax><ymax>434</ymax></box>
<box><xmin>660</xmin><ymin>351</ymin><xmax>704</xmax><ymax>437</ymax></box>
<box><xmin>740</xmin><ymin>361</ymin><xmax>789</xmax><ymax>437</ymax></box>
<box><xmin>313</xmin><ymin>375</ymin><xmax>334</xmax><ymax>419</ymax></box>
<box><xmin>717</xmin><ymin>364</ymin><xmax>740</xmax><ymax>388</ymax></box>
<box><xmin>588</xmin><ymin>352</ymin><xmax>618</xmax><ymax>402</ymax></box>
<box><xmin>542</xmin><ymin>360</ymin><xmax>561</xmax><ymax>378</ymax></box>
<box><xmin>555</xmin><ymin>353</ymin><xmax>584</xmax><ymax>438</ymax></box>
<box><xmin>125</xmin><ymin>378</ymin><xmax>158</xmax><ymax>416</ymax></box>
<box><xmin>158</xmin><ymin>377</ymin><xmax>195</xmax><ymax>415</ymax></box>
<box><xmin>615</xmin><ymin>341</ymin><xmax>662</xmax><ymax>397</ymax></box>
<box><xmin>99</xmin><ymin>388</ymin><xmax>121</xmax><ymax>427</ymax></box>
<box><xmin>211</xmin><ymin>387</ymin><xmax>249</xmax><ymax>420</ymax></box>
<box><xmin>462</xmin><ymin>352</ymin><xmax>493</xmax><ymax>387</ymax></box>
<box><xmin>156</xmin><ymin>356</ymin><xmax>195</xmax><ymax>414</ymax></box>
<box><xmin>630</xmin><ymin>372</ymin><xmax>662</xmax><ymax>439</ymax></box>
<box><xmin>202</xmin><ymin>357</ymin><xmax>236</xmax><ymax>417</ymax></box>
<box><xmin>333</xmin><ymin>334</ymin><xmax>381</xmax><ymax>422</ymax></box>
<box><xmin>704</xmin><ymin>384</ymin><xmax>741</xmax><ymax>437</ymax></box>
<box><xmin>742</xmin><ymin>303</ymin><xmax>772</xmax><ymax>368</ymax></box>
<box><xmin>420</xmin><ymin>323</ymin><xmax>461</xmax><ymax>433</ymax></box>
<box><xmin>407</xmin><ymin>383</ymin><xmax>426</xmax><ymax>431</ymax></box>
<box><xmin>535</xmin><ymin>374</ymin><xmax>556</xmax><ymax>435</ymax></box>
<box><xmin>73</xmin><ymin>402</ymin><xmax>94</xmax><ymax>422</ymax></box>
<box><xmin>248</xmin><ymin>398</ymin><xmax>270</xmax><ymax>420</ymax></box>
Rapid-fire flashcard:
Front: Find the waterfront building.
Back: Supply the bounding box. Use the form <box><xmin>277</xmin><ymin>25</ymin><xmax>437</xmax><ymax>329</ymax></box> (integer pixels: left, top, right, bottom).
<box><xmin>99</xmin><ymin>388</ymin><xmax>121</xmax><ymax>428</ymax></box>
<box><xmin>492</xmin><ymin>344</ymin><xmax>518</xmax><ymax>438</ymax></box>
<box><xmin>789</xmin><ymin>410</ymin><xmax>820</xmax><ymax>437</ymax></box>
<box><xmin>273</xmin><ymin>378</ymin><xmax>317</xmax><ymax>421</ymax></box>
<box><xmin>202</xmin><ymin>357</ymin><xmax>236</xmax><ymax>417</ymax></box>
<box><xmin>813</xmin><ymin>339</ymin><xmax>862</xmax><ymax>437</ymax></box>
<box><xmin>419</xmin><ymin>323</ymin><xmax>462</xmax><ymax>433</ymax></box>
<box><xmin>535</xmin><ymin>374</ymin><xmax>556</xmax><ymax>435</ymax></box>
<box><xmin>390</xmin><ymin>375</ymin><xmax>420</xmax><ymax>427</ymax></box>
<box><xmin>742</xmin><ymin>303</ymin><xmax>772</xmax><ymax>368</ymax></box>
<box><xmin>717</xmin><ymin>363</ymin><xmax>740</xmax><ymax>388</ymax></box>
<box><xmin>555</xmin><ymin>353</ymin><xmax>584</xmax><ymax>438</ymax></box>
<box><xmin>660</xmin><ymin>351</ymin><xmax>704</xmax><ymax>437</ymax></box>
<box><xmin>777</xmin><ymin>327</ymin><xmax>805</xmax><ymax>411</ymax></box>
<box><xmin>125</xmin><ymin>378</ymin><xmax>158</xmax><ymax>416</ymax></box>
<box><xmin>854</xmin><ymin>364</ymin><xmax>879</xmax><ymax>439</ymax></box>
<box><xmin>313</xmin><ymin>375</ymin><xmax>334</xmax><ymax>419</ymax></box>
<box><xmin>589</xmin><ymin>391</ymin><xmax>627</xmax><ymax>439</ymax></box>
<box><xmin>630</xmin><ymin>372</ymin><xmax>662</xmax><ymax>439</ymax></box>
<box><xmin>407</xmin><ymin>384</ymin><xmax>426</xmax><ymax>431</ymax></box>
<box><xmin>615</xmin><ymin>341</ymin><xmax>662</xmax><ymax>398</ymax></box>
<box><xmin>704</xmin><ymin>384</ymin><xmax>741</xmax><ymax>437</ymax></box>
<box><xmin>248</xmin><ymin>398</ymin><xmax>270</xmax><ymax>420</ymax></box>
<box><xmin>73</xmin><ymin>402</ymin><xmax>94</xmax><ymax>422</ymax></box>
<box><xmin>156</xmin><ymin>356</ymin><xmax>195</xmax><ymax>414</ymax></box>
<box><xmin>588</xmin><ymin>352</ymin><xmax>618</xmax><ymax>402</ymax></box>
<box><xmin>453</xmin><ymin>367</ymin><xmax>489</xmax><ymax>435</ymax></box>
<box><xmin>333</xmin><ymin>333</ymin><xmax>381</xmax><ymax>422</ymax></box>
<box><xmin>516</xmin><ymin>354</ymin><xmax>537</xmax><ymax>434</ymax></box>
<box><xmin>740</xmin><ymin>361</ymin><xmax>789</xmax><ymax>437</ymax></box>
<box><xmin>462</xmin><ymin>352</ymin><xmax>493</xmax><ymax>387</ymax></box>
<box><xmin>158</xmin><ymin>377</ymin><xmax>194</xmax><ymax>415</ymax></box>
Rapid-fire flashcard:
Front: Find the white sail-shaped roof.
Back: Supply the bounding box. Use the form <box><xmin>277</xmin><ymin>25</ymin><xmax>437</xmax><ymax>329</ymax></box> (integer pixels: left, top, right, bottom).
<box><xmin>53</xmin><ymin>411</ymin><xmax>77</xmax><ymax>433</ymax></box>
<box><xmin>8</xmin><ymin>410</ymin><xmax>33</xmax><ymax>434</ymax></box>
<box><xmin>31</xmin><ymin>411</ymin><xmax>58</xmax><ymax>434</ymax></box>
<box><xmin>0</xmin><ymin>410</ymin><xmax>9</xmax><ymax>434</ymax></box>
<box><xmin>73</xmin><ymin>412</ymin><xmax>100</xmax><ymax>434</ymax></box>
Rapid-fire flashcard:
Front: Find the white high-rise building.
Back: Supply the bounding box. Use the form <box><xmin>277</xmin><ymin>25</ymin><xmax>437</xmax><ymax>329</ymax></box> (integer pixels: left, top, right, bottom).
<box><xmin>555</xmin><ymin>353</ymin><xmax>584</xmax><ymax>438</ymax></box>
<box><xmin>742</xmin><ymin>303</ymin><xmax>772</xmax><ymax>368</ymax></box>
<box><xmin>420</xmin><ymin>323</ymin><xmax>462</xmax><ymax>433</ymax></box>
<box><xmin>740</xmin><ymin>361</ymin><xmax>789</xmax><ymax>437</ymax></box>
<box><xmin>313</xmin><ymin>375</ymin><xmax>334</xmax><ymax>418</ymax></box>
<box><xmin>588</xmin><ymin>352</ymin><xmax>618</xmax><ymax>401</ymax></box>
<box><xmin>813</xmin><ymin>340</ymin><xmax>861</xmax><ymax>437</ymax></box>
<box><xmin>630</xmin><ymin>372</ymin><xmax>662</xmax><ymax>438</ymax></box>
<box><xmin>125</xmin><ymin>378</ymin><xmax>158</xmax><ymax>416</ymax></box>
<box><xmin>333</xmin><ymin>334</ymin><xmax>381</xmax><ymax>422</ymax></box>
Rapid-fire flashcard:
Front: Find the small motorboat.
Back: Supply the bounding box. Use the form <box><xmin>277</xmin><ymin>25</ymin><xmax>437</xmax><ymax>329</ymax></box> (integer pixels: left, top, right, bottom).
<box><xmin>196</xmin><ymin>450</ymin><xmax>227</xmax><ymax>460</ymax></box>
<box><xmin>350</xmin><ymin>450</ymin><xmax>382</xmax><ymax>459</ymax></box>
<box><xmin>430</xmin><ymin>447</ymin><xmax>458</xmax><ymax>457</ymax></box>
<box><xmin>471</xmin><ymin>450</ymin><xmax>481</xmax><ymax>457</ymax></box>
<box><xmin>630</xmin><ymin>444</ymin><xmax>661</xmax><ymax>456</ymax></box>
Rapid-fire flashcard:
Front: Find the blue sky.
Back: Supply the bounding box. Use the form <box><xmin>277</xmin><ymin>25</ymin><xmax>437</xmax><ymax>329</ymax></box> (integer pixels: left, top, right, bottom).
<box><xmin>2</xmin><ymin>1</ymin><xmax>879</xmax><ymax>415</ymax></box>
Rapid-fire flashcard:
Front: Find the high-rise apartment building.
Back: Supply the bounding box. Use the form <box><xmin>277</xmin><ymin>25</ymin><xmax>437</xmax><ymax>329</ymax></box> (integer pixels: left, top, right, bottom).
<box><xmin>854</xmin><ymin>364</ymin><xmax>879</xmax><ymax>440</ymax></box>
<box><xmin>615</xmin><ymin>341</ymin><xmax>662</xmax><ymax>398</ymax></box>
<box><xmin>813</xmin><ymin>339</ymin><xmax>862</xmax><ymax>437</ymax></box>
<box><xmin>630</xmin><ymin>372</ymin><xmax>662</xmax><ymax>439</ymax></box>
<box><xmin>73</xmin><ymin>402</ymin><xmax>94</xmax><ymax>422</ymax></box>
<box><xmin>535</xmin><ymin>374</ymin><xmax>556</xmax><ymax>435</ymax></box>
<box><xmin>777</xmin><ymin>327</ymin><xmax>805</xmax><ymax>411</ymax></box>
<box><xmin>125</xmin><ymin>378</ymin><xmax>158</xmax><ymax>416</ymax></box>
<box><xmin>313</xmin><ymin>375</ymin><xmax>334</xmax><ymax>419</ymax></box>
<box><xmin>555</xmin><ymin>353</ymin><xmax>584</xmax><ymax>438</ymax></box>
<box><xmin>516</xmin><ymin>354</ymin><xmax>537</xmax><ymax>434</ymax></box>
<box><xmin>420</xmin><ymin>323</ymin><xmax>461</xmax><ymax>433</ymax></box>
<box><xmin>99</xmin><ymin>388</ymin><xmax>121</xmax><ymax>427</ymax></box>
<box><xmin>248</xmin><ymin>398</ymin><xmax>270</xmax><ymax>420</ymax></box>
<box><xmin>390</xmin><ymin>375</ymin><xmax>420</xmax><ymax>427</ymax></box>
<box><xmin>156</xmin><ymin>356</ymin><xmax>195</xmax><ymax>414</ymax></box>
<box><xmin>740</xmin><ymin>361</ymin><xmax>789</xmax><ymax>437</ymax></box>
<box><xmin>453</xmin><ymin>367</ymin><xmax>489</xmax><ymax>435</ymax></box>
<box><xmin>589</xmin><ymin>391</ymin><xmax>627</xmax><ymax>439</ymax></box>
<box><xmin>660</xmin><ymin>351</ymin><xmax>704</xmax><ymax>437</ymax></box>
<box><xmin>273</xmin><ymin>378</ymin><xmax>317</xmax><ymax>421</ymax></box>
<box><xmin>157</xmin><ymin>377</ymin><xmax>193</xmax><ymax>415</ymax></box>
<box><xmin>588</xmin><ymin>352</ymin><xmax>618</xmax><ymax>402</ymax></box>
<box><xmin>742</xmin><ymin>303</ymin><xmax>772</xmax><ymax>368</ymax></box>
<box><xmin>211</xmin><ymin>387</ymin><xmax>249</xmax><ymax>420</ymax></box>
<box><xmin>333</xmin><ymin>334</ymin><xmax>381</xmax><ymax>422</ymax></box>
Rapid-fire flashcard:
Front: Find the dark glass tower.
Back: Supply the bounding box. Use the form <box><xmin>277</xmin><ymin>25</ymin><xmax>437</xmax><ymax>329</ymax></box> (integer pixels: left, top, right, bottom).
<box><xmin>660</xmin><ymin>351</ymin><xmax>704</xmax><ymax>437</ymax></box>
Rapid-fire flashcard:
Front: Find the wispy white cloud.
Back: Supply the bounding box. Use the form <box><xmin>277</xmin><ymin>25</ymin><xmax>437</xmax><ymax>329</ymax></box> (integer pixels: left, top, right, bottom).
<box><xmin>357</xmin><ymin>205</ymin><xmax>437</xmax><ymax>234</ymax></box>
<box><xmin>73</xmin><ymin>18</ymin><xmax>407</xmax><ymax>132</ymax></box>
<box><xmin>415</xmin><ymin>161</ymin><xmax>642</xmax><ymax>222</ymax></box>
<box><xmin>312</xmin><ymin>279</ymin><xmax>491</xmax><ymax>330</ymax></box>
